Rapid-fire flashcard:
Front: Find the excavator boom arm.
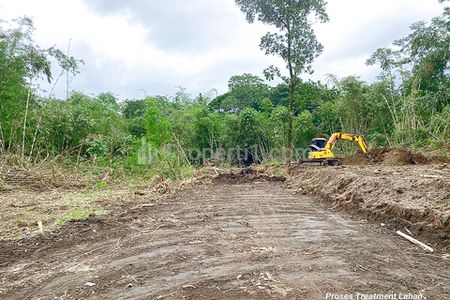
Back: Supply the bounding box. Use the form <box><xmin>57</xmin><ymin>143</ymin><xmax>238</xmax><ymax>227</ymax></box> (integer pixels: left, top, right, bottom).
<box><xmin>325</xmin><ymin>133</ymin><xmax>368</xmax><ymax>154</ymax></box>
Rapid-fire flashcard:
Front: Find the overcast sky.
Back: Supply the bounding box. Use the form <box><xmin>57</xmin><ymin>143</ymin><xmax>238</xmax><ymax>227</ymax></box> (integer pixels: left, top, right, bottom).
<box><xmin>0</xmin><ymin>0</ymin><xmax>446</xmax><ymax>99</ymax></box>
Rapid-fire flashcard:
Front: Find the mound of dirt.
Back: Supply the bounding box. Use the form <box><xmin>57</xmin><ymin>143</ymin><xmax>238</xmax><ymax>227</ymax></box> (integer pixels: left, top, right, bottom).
<box><xmin>382</xmin><ymin>148</ymin><xmax>429</xmax><ymax>165</ymax></box>
<box><xmin>342</xmin><ymin>148</ymin><xmax>446</xmax><ymax>166</ymax></box>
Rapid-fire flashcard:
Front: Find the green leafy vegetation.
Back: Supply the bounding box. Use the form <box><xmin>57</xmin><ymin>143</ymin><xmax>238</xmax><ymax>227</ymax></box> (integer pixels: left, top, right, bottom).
<box><xmin>0</xmin><ymin>3</ymin><xmax>448</xmax><ymax>180</ymax></box>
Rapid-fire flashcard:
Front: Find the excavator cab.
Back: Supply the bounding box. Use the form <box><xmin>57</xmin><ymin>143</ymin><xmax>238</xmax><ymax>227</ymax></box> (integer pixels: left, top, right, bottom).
<box><xmin>309</xmin><ymin>138</ymin><xmax>327</xmax><ymax>152</ymax></box>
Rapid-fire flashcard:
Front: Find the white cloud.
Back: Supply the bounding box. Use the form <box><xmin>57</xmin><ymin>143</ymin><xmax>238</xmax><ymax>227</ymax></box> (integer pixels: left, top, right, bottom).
<box><xmin>310</xmin><ymin>0</ymin><xmax>444</xmax><ymax>82</ymax></box>
<box><xmin>0</xmin><ymin>0</ymin><xmax>446</xmax><ymax>98</ymax></box>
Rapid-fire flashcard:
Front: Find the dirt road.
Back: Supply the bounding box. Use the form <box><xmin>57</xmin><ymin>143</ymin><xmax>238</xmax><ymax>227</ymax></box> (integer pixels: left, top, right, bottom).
<box><xmin>1</xmin><ymin>180</ymin><xmax>449</xmax><ymax>299</ymax></box>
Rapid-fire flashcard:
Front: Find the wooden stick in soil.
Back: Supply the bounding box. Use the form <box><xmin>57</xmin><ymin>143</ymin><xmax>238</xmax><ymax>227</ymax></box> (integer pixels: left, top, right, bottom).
<box><xmin>396</xmin><ymin>230</ymin><xmax>434</xmax><ymax>252</ymax></box>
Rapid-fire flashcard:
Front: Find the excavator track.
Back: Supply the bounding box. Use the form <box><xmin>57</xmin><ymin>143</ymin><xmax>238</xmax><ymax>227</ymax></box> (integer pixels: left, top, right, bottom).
<box><xmin>299</xmin><ymin>159</ymin><xmax>341</xmax><ymax>166</ymax></box>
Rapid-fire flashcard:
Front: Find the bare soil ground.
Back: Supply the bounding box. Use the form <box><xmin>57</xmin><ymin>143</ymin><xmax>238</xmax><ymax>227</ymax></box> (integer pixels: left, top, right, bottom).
<box><xmin>1</xmin><ymin>174</ymin><xmax>449</xmax><ymax>299</ymax></box>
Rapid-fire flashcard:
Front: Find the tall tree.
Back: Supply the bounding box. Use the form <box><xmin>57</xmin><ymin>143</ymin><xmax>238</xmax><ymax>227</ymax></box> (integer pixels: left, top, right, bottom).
<box><xmin>0</xmin><ymin>17</ymin><xmax>81</xmax><ymax>155</ymax></box>
<box><xmin>209</xmin><ymin>73</ymin><xmax>270</xmax><ymax>112</ymax></box>
<box><xmin>234</xmin><ymin>0</ymin><xmax>328</xmax><ymax>164</ymax></box>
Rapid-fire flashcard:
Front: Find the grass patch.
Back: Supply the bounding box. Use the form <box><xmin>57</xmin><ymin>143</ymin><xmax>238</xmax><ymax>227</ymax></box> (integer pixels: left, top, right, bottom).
<box><xmin>0</xmin><ymin>187</ymin><xmax>116</xmax><ymax>240</ymax></box>
<box><xmin>57</xmin><ymin>206</ymin><xmax>107</xmax><ymax>225</ymax></box>
<box><xmin>55</xmin><ymin>191</ymin><xmax>109</xmax><ymax>225</ymax></box>
<box><xmin>95</xmin><ymin>180</ymin><xmax>108</xmax><ymax>189</ymax></box>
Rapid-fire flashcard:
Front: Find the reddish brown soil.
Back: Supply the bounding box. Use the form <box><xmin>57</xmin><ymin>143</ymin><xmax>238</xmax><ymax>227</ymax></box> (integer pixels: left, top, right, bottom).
<box><xmin>1</xmin><ymin>179</ymin><xmax>449</xmax><ymax>299</ymax></box>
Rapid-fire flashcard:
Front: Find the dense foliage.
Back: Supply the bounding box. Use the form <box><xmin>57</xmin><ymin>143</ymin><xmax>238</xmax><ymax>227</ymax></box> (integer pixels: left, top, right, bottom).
<box><xmin>0</xmin><ymin>6</ymin><xmax>448</xmax><ymax>178</ymax></box>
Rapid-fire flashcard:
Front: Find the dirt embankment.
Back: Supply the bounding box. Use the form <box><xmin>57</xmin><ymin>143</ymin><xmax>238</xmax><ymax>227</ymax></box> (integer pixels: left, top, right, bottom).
<box><xmin>288</xmin><ymin>163</ymin><xmax>450</xmax><ymax>247</ymax></box>
<box><xmin>342</xmin><ymin>148</ymin><xmax>449</xmax><ymax>166</ymax></box>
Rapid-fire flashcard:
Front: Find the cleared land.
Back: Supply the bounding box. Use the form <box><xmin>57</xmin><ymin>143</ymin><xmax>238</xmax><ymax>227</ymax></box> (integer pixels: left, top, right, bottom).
<box><xmin>0</xmin><ymin>165</ymin><xmax>449</xmax><ymax>299</ymax></box>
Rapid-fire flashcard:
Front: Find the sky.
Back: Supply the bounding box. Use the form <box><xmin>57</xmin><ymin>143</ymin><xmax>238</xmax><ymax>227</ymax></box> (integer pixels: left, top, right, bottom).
<box><xmin>0</xmin><ymin>0</ymin><xmax>446</xmax><ymax>99</ymax></box>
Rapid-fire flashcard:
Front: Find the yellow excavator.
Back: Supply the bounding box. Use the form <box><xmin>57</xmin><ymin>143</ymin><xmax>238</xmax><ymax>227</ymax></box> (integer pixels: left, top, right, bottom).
<box><xmin>300</xmin><ymin>132</ymin><xmax>368</xmax><ymax>166</ymax></box>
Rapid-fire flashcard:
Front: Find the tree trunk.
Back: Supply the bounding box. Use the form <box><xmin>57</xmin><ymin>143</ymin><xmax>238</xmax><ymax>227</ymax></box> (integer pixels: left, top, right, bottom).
<box><xmin>286</xmin><ymin>27</ymin><xmax>295</xmax><ymax>166</ymax></box>
<box><xmin>286</xmin><ymin>82</ymin><xmax>295</xmax><ymax>166</ymax></box>
<box><xmin>0</xmin><ymin>123</ymin><xmax>5</xmax><ymax>154</ymax></box>
<box><xmin>29</xmin><ymin>115</ymin><xmax>42</xmax><ymax>159</ymax></box>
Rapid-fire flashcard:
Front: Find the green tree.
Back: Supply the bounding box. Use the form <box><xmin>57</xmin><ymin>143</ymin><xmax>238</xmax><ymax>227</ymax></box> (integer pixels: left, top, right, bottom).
<box><xmin>209</xmin><ymin>73</ymin><xmax>270</xmax><ymax>112</ymax></box>
<box><xmin>145</xmin><ymin>97</ymin><xmax>173</xmax><ymax>147</ymax></box>
<box><xmin>236</xmin><ymin>108</ymin><xmax>263</xmax><ymax>164</ymax></box>
<box><xmin>368</xmin><ymin>6</ymin><xmax>449</xmax><ymax>97</ymax></box>
<box><xmin>234</xmin><ymin>0</ymin><xmax>328</xmax><ymax>164</ymax></box>
<box><xmin>122</xmin><ymin>99</ymin><xmax>148</xmax><ymax>138</ymax></box>
<box><xmin>269</xmin><ymin>106</ymin><xmax>289</xmax><ymax>147</ymax></box>
<box><xmin>98</xmin><ymin>92</ymin><xmax>119</xmax><ymax>110</ymax></box>
<box><xmin>294</xmin><ymin>110</ymin><xmax>315</xmax><ymax>148</ymax></box>
<box><xmin>367</xmin><ymin>4</ymin><xmax>449</xmax><ymax>147</ymax></box>
<box><xmin>0</xmin><ymin>17</ymin><xmax>81</xmax><ymax>156</ymax></box>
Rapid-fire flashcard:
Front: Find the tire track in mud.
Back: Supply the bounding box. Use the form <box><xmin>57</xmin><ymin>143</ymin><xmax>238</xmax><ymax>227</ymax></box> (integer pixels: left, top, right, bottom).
<box><xmin>1</xmin><ymin>181</ymin><xmax>449</xmax><ymax>299</ymax></box>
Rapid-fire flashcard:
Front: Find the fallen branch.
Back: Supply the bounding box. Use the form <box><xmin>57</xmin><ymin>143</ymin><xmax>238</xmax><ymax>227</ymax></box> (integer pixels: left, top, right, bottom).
<box><xmin>396</xmin><ymin>230</ymin><xmax>434</xmax><ymax>252</ymax></box>
<box><xmin>404</xmin><ymin>227</ymin><xmax>412</xmax><ymax>236</ymax></box>
<box><xmin>121</xmin><ymin>268</ymin><xmax>139</xmax><ymax>284</ymax></box>
<box><xmin>420</xmin><ymin>174</ymin><xmax>444</xmax><ymax>179</ymax></box>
